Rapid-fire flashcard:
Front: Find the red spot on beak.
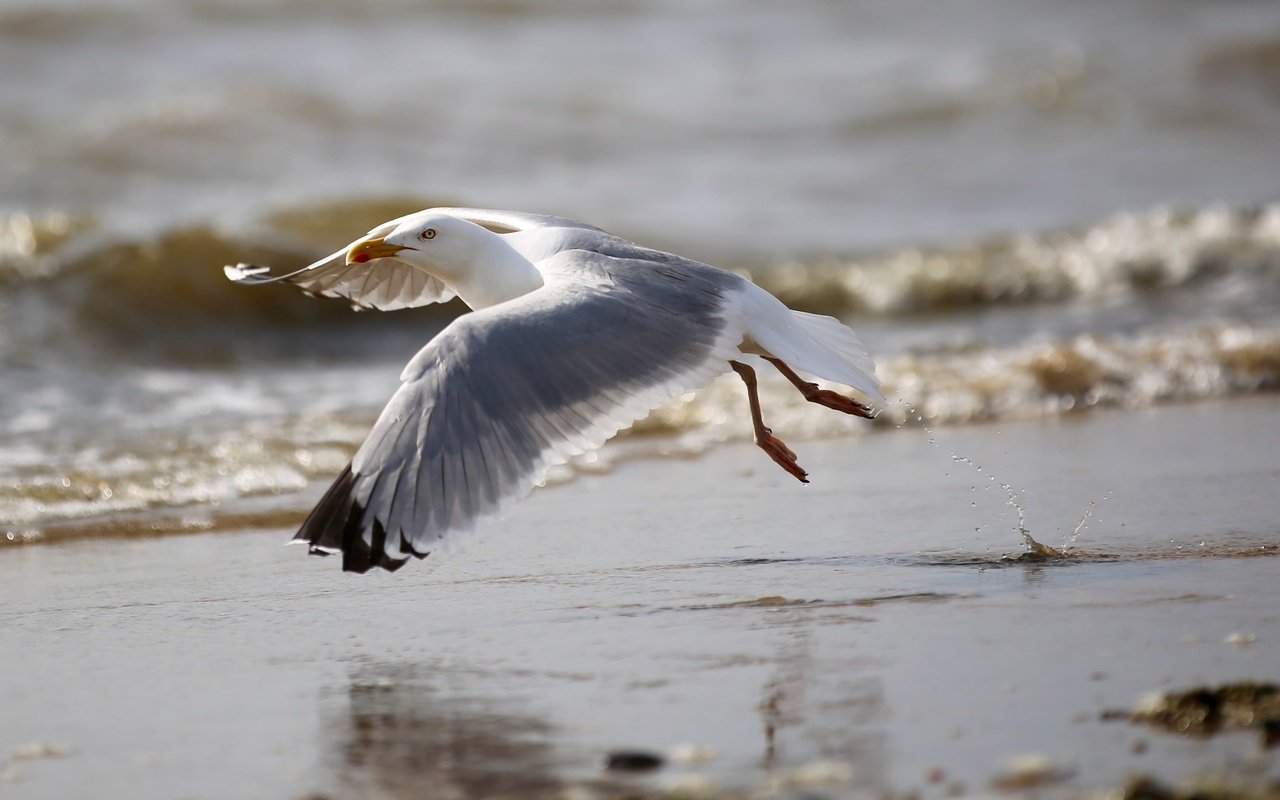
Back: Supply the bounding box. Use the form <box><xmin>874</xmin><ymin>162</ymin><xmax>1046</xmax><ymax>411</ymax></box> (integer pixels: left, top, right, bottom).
<box><xmin>352</xmin><ymin>252</ymin><xmax>371</xmax><ymax>264</ymax></box>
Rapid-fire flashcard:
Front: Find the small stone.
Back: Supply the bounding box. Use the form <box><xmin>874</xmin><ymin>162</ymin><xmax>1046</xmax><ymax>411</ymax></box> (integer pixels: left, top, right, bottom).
<box><xmin>559</xmin><ymin>787</ymin><xmax>596</xmax><ymax>800</ymax></box>
<box><xmin>788</xmin><ymin>760</ymin><xmax>855</xmax><ymax>787</ymax></box>
<box><xmin>662</xmin><ymin>774</ymin><xmax>719</xmax><ymax>796</ymax></box>
<box><xmin>1133</xmin><ymin>691</ymin><xmax>1168</xmax><ymax>715</ymax></box>
<box><xmin>669</xmin><ymin>743</ymin><xmax>717</xmax><ymax>765</ymax></box>
<box><xmin>1224</xmin><ymin>632</ymin><xmax>1256</xmax><ymax>646</ymax></box>
<box><xmin>1115</xmin><ymin>775</ymin><xmax>1175</xmax><ymax>800</ymax></box>
<box><xmin>1263</xmin><ymin>717</ymin><xmax>1280</xmax><ymax>748</ymax></box>
<box><xmin>989</xmin><ymin>753</ymin><xmax>1071</xmax><ymax>790</ymax></box>
<box><xmin>11</xmin><ymin>742</ymin><xmax>71</xmax><ymax>760</ymax></box>
<box><xmin>604</xmin><ymin>750</ymin><xmax>664</xmax><ymax>771</ymax></box>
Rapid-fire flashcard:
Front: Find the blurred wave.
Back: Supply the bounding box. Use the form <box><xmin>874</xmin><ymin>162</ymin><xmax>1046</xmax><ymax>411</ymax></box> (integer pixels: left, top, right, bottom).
<box><xmin>3</xmin><ymin>202</ymin><xmax>1278</xmax><ymax>360</ymax></box>
<box><xmin>0</xmin><ymin>198</ymin><xmax>464</xmax><ymax>364</ymax></box>
<box><xmin>759</xmin><ymin>206</ymin><xmax>1280</xmax><ymax>316</ymax></box>
<box><xmin>2</xmin><ymin>202</ymin><xmax>1279</xmax><ymax>542</ymax></box>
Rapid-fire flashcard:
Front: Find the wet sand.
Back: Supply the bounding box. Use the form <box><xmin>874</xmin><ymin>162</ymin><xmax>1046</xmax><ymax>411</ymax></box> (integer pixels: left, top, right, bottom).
<box><xmin>2</xmin><ymin>398</ymin><xmax>1278</xmax><ymax>798</ymax></box>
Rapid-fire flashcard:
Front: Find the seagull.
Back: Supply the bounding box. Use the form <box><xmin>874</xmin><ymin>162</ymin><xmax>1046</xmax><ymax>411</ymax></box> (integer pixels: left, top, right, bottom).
<box><xmin>225</xmin><ymin>208</ymin><xmax>883</xmax><ymax>573</ymax></box>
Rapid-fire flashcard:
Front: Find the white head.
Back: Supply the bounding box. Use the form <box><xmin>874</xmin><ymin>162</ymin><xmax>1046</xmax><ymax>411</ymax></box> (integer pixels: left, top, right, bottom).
<box><xmin>343</xmin><ymin>209</ymin><xmax>544</xmax><ymax>309</ymax></box>
<box><xmin>345</xmin><ymin>211</ymin><xmax>496</xmax><ymax>283</ymax></box>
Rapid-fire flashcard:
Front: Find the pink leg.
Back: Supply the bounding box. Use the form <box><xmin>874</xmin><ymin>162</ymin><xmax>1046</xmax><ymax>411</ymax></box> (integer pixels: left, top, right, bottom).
<box><xmin>763</xmin><ymin>356</ymin><xmax>875</xmax><ymax>419</ymax></box>
<box><xmin>729</xmin><ymin>360</ymin><xmax>809</xmax><ymax>484</ymax></box>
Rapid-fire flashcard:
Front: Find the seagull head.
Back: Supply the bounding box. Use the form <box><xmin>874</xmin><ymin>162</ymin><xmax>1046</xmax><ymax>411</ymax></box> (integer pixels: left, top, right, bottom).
<box><xmin>345</xmin><ymin>212</ymin><xmax>492</xmax><ymax>281</ymax></box>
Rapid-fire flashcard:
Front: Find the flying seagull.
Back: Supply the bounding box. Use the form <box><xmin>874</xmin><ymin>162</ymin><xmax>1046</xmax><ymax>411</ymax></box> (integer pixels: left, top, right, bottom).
<box><xmin>225</xmin><ymin>208</ymin><xmax>883</xmax><ymax>573</ymax></box>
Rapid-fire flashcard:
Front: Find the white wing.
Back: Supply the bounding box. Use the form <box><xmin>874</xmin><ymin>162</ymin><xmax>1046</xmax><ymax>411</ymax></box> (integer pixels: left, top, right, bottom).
<box><xmin>223</xmin><ymin>207</ymin><xmax>602</xmax><ymax>310</ymax></box>
<box><xmin>294</xmin><ymin>248</ymin><xmax>747</xmax><ymax>572</ymax></box>
<box><xmin>225</xmin><ymin>248</ymin><xmax>456</xmax><ymax>311</ymax></box>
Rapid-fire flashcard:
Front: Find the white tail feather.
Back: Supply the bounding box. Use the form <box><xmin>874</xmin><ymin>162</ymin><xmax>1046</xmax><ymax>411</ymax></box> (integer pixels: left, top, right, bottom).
<box><xmin>739</xmin><ymin>285</ymin><xmax>885</xmax><ymax>405</ymax></box>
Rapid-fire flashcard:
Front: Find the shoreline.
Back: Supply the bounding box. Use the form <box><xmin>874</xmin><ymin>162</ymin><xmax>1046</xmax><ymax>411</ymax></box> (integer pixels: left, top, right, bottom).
<box><xmin>7</xmin><ymin>392</ymin><xmax>1280</xmax><ymax>556</ymax></box>
<box><xmin>2</xmin><ymin>397</ymin><xmax>1278</xmax><ymax>798</ymax></box>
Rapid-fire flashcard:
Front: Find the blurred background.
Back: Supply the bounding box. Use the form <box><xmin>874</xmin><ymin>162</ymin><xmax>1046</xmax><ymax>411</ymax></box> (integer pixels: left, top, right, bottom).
<box><xmin>2</xmin><ymin>0</ymin><xmax>1279</xmax><ymax>540</ymax></box>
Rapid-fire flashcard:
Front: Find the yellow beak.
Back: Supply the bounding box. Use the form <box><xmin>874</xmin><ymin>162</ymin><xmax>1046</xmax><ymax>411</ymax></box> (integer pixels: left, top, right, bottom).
<box><xmin>345</xmin><ymin>236</ymin><xmax>407</xmax><ymax>265</ymax></box>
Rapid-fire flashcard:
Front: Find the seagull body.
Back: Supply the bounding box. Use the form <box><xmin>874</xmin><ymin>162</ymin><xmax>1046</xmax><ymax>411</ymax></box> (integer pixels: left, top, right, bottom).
<box><xmin>226</xmin><ymin>208</ymin><xmax>883</xmax><ymax>573</ymax></box>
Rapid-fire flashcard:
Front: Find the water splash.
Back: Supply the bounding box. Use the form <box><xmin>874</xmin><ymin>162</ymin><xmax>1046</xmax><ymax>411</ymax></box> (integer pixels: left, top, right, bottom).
<box><xmin>896</xmin><ymin>397</ymin><xmax>1120</xmax><ymax>564</ymax></box>
<box><xmin>1065</xmin><ymin>491</ymin><xmax>1112</xmax><ymax>550</ymax></box>
<box><xmin>947</xmin><ymin>451</ymin><xmax>1030</xmax><ymax>542</ymax></box>
<box><xmin>897</xmin><ymin>400</ymin><xmax>1032</xmax><ymax>546</ymax></box>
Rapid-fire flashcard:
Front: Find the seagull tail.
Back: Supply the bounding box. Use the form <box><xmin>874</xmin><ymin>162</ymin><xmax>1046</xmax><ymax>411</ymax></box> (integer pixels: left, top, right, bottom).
<box><xmin>293</xmin><ymin>464</ymin><xmax>410</xmax><ymax>574</ymax></box>
<box><xmin>741</xmin><ymin>286</ymin><xmax>885</xmax><ymax>405</ymax></box>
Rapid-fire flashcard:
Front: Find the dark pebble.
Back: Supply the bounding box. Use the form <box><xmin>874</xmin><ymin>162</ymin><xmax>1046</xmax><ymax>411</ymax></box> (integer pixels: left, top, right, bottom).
<box><xmin>604</xmin><ymin>750</ymin><xmax>665</xmax><ymax>771</ymax></box>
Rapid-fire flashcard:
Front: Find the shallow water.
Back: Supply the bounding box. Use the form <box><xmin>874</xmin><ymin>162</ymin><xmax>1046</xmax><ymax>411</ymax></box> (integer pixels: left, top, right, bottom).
<box><xmin>1</xmin><ymin>400</ymin><xmax>1277</xmax><ymax>798</ymax></box>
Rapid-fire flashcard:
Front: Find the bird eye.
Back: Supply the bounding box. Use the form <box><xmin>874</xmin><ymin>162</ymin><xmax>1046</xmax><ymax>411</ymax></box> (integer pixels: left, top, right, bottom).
<box><xmin>419</xmin><ymin>228</ymin><xmax>437</xmax><ymax>241</ymax></box>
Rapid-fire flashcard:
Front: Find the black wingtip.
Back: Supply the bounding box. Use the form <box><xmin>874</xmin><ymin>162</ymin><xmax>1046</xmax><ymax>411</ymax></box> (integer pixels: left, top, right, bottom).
<box><xmin>294</xmin><ymin>464</ymin><xmax>418</xmax><ymax>574</ymax></box>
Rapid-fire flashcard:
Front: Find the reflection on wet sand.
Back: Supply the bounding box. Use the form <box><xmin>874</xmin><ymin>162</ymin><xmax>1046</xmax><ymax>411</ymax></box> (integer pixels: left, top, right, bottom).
<box><xmin>757</xmin><ymin>617</ymin><xmax>890</xmax><ymax>797</ymax></box>
<box><xmin>320</xmin><ymin>594</ymin><xmax>902</xmax><ymax>799</ymax></box>
<box><xmin>313</xmin><ymin>547</ymin><xmax>1279</xmax><ymax>798</ymax></box>
<box><xmin>317</xmin><ymin>593</ymin><xmax>901</xmax><ymax>798</ymax></box>
<box><xmin>325</xmin><ymin>662</ymin><xmax>565</xmax><ymax>800</ymax></box>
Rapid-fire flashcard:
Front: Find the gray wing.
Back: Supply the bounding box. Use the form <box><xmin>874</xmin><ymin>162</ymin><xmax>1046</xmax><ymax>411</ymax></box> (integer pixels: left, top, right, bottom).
<box><xmin>295</xmin><ymin>250</ymin><xmax>746</xmax><ymax>573</ymax></box>
<box><xmin>224</xmin><ymin>248</ymin><xmax>456</xmax><ymax>311</ymax></box>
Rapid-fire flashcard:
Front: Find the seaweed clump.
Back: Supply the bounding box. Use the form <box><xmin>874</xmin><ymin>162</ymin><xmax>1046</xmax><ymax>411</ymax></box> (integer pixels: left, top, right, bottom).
<box><xmin>1106</xmin><ymin>682</ymin><xmax>1280</xmax><ymax>748</ymax></box>
<box><xmin>1113</xmin><ymin>774</ymin><xmax>1280</xmax><ymax>800</ymax></box>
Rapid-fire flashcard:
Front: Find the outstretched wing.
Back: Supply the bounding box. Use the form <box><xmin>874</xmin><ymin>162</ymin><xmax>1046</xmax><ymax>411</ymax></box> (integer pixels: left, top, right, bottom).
<box><xmin>225</xmin><ymin>248</ymin><xmax>457</xmax><ymax>311</ymax></box>
<box><xmin>295</xmin><ymin>249</ymin><xmax>746</xmax><ymax>573</ymax></box>
<box><xmin>223</xmin><ymin>207</ymin><xmax>601</xmax><ymax>311</ymax></box>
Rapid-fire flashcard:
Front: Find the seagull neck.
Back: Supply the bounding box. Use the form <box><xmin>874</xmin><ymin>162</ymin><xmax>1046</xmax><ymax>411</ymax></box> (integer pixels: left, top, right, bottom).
<box><xmin>445</xmin><ymin>236</ymin><xmax>544</xmax><ymax>310</ymax></box>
